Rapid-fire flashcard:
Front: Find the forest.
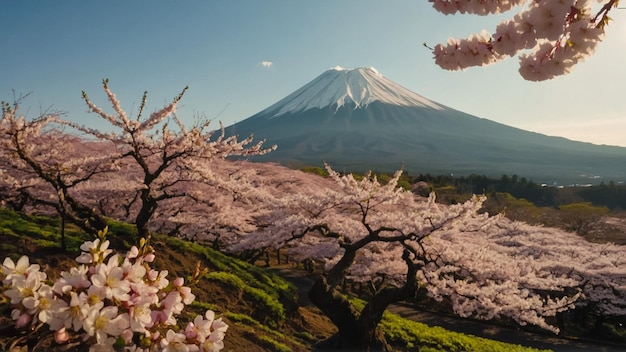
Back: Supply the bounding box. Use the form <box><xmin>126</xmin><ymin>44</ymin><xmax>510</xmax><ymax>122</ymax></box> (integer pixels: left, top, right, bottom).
<box><xmin>411</xmin><ymin>172</ymin><xmax>626</xmax><ymax>210</ymax></box>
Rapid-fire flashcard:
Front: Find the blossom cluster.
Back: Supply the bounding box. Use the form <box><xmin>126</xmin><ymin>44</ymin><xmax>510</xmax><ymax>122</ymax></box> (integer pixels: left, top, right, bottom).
<box><xmin>1</xmin><ymin>234</ymin><xmax>228</xmax><ymax>351</ymax></box>
<box><xmin>430</xmin><ymin>0</ymin><xmax>614</xmax><ymax>80</ymax></box>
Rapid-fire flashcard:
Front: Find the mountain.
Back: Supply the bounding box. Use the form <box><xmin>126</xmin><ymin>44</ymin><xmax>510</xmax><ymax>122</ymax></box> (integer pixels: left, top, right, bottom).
<box><xmin>224</xmin><ymin>66</ymin><xmax>626</xmax><ymax>184</ymax></box>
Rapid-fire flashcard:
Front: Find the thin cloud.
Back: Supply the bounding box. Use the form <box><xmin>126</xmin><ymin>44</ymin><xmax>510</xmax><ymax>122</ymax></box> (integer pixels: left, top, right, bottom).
<box><xmin>260</xmin><ymin>61</ymin><xmax>273</xmax><ymax>68</ymax></box>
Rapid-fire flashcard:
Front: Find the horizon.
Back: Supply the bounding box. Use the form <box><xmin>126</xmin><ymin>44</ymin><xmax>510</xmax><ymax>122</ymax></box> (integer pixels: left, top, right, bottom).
<box><xmin>2</xmin><ymin>2</ymin><xmax>626</xmax><ymax>147</ymax></box>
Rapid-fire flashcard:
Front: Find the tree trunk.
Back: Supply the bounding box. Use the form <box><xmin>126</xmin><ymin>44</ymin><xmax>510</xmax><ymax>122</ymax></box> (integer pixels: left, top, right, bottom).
<box><xmin>309</xmin><ymin>276</ymin><xmax>391</xmax><ymax>351</ymax></box>
<box><xmin>63</xmin><ymin>193</ymin><xmax>108</xmax><ymax>235</ymax></box>
<box><xmin>356</xmin><ymin>284</ymin><xmax>418</xmax><ymax>349</ymax></box>
<box><xmin>308</xmin><ymin>246</ymin><xmax>420</xmax><ymax>351</ymax></box>
<box><xmin>135</xmin><ymin>191</ymin><xmax>157</xmax><ymax>240</ymax></box>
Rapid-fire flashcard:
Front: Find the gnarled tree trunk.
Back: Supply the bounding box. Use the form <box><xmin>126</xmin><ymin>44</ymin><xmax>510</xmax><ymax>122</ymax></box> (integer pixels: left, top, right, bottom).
<box><xmin>308</xmin><ymin>247</ymin><xmax>420</xmax><ymax>351</ymax></box>
<box><xmin>308</xmin><ymin>276</ymin><xmax>390</xmax><ymax>351</ymax></box>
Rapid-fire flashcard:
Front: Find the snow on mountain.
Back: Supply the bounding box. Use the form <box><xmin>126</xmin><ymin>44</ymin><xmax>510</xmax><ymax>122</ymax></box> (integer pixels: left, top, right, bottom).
<box><xmin>261</xmin><ymin>66</ymin><xmax>446</xmax><ymax>118</ymax></box>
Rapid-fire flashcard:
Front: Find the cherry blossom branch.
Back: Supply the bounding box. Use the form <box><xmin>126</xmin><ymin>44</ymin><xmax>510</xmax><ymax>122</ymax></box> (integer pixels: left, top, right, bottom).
<box><xmin>429</xmin><ymin>0</ymin><xmax>617</xmax><ymax>80</ymax></box>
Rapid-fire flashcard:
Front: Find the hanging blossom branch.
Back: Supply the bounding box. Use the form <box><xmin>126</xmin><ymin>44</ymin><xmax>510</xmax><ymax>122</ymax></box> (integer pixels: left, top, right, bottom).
<box><xmin>428</xmin><ymin>0</ymin><xmax>620</xmax><ymax>81</ymax></box>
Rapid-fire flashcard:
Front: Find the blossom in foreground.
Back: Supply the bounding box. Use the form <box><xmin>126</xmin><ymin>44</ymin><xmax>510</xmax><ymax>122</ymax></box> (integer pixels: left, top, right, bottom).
<box><xmin>76</xmin><ymin>238</ymin><xmax>112</xmax><ymax>264</ymax></box>
<box><xmin>2</xmin><ymin>255</ymin><xmax>44</xmax><ymax>285</ymax></box>
<box><xmin>0</xmin><ymin>235</ymin><xmax>228</xmax><ymax>351</ymax></box>
<box><xmin>429</xmin><ymin>0</ymin><xmax>615</xmax><ymax>80</ymax></box>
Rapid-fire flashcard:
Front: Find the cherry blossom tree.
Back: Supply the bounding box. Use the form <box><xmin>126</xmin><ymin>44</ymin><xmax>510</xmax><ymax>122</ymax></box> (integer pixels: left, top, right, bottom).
<box><xmin>1</xmin><ymin>81</ymin><xmax>274</xmax><ymax>250</ymax></box>
<box><xmin>60</xmin><ymin>80</ymin><xmax>275</xmax><ymax>240</ymax></box>
<box><xmin>0</xmin><ymin>98</ymin><xmax>113</xmax><ymax>249</ymax></box>
<box><xmin>142</xmin><ymin>158</ymin><xmax>341</xmax><ymax>253</ymax></box>
<box><xmin>429</xmin><ymin>0</ymin><xmax>619</xmax><ymax>80</ymax></box>
<box><xmin>228</xmin><ymin>163</ymin><xmax>626</xmax><ymax>351</ymax></box>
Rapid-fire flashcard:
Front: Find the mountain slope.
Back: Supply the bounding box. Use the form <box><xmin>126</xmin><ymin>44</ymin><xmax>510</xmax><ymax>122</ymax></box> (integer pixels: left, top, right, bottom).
<box><xmin>224</xmin><ymin>67</ymin><xmax>626</xmax><ymax>184</ymax></box>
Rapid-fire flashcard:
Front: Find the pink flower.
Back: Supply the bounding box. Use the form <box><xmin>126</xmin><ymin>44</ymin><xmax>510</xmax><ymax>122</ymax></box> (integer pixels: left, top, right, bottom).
<box><xmin>181</xmin><ymin>287</ymin><xmax>195</xmax><ymax>305</ymax></box>
<box><xmin>1</xmin><ymin>236</ymin><xmax>228</xmax><ymax>350</ymax></box>
<box><xmin>5</xmin><ymin>272</ymin><xmax>42</xmax><ymax>305</ymax></box>
<box><xmin>34</xmin><ymin>284</ymin><xmax>68</xmax><ymax>330</ymax></box>
<box><xmin>58</xmin><ymin>292</ymin><xmax>87</xmax><ymax>331</ymax></box>
<box><xmin>76</xmin><ymin>239</ymin><xmax>112</xmax><ymax>264</ymax></box>
<box><xmin>128</xmin><ymin>299</ymin><xmax>153</xmax><ymax>333</ymax></box>
<box><xmin>2</xmin><ymin>255</ymin><xmax>44</xmax><ymax>285</ymax></box>
<box><xmin>126</xmin><ymin>246</ymin><xmax>139</xmax><ymax>259</ymax></box>
<box><xmin>160</xmin><ymin>329</ymin><xmax>198</xmax><ymax>352</ymax></box>
<box><xmin>53</xmin><ymin>265</ymin><xmax>91</xmax><ymax>294</ymax></box>
<box><xmin>83</xmin><ymin>304</ymin><xmax>129</xmax><ymax>343</ymax></box>
<box><xmin>90</xmin><ymin>255</ymin><xmax>130</xmax><ymax>302</ymax></box>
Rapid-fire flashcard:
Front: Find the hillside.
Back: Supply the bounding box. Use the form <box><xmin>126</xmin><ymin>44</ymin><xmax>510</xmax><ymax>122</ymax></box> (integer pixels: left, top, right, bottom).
<box><xmin>0</xmin><ymin>208</ymin><xmax>553</xmax><ymax>352</ymax></box>
<box><xmin>0</xmin><ymin>208</ymin><xmax>334</xmax><ymax>351</ymax></box>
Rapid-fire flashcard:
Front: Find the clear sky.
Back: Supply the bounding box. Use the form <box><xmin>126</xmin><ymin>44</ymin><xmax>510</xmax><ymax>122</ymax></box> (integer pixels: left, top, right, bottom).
<box><xmin>2</xmin><ymin>1</ymin><xmax>626</xmax><ymax>146</ymax></box>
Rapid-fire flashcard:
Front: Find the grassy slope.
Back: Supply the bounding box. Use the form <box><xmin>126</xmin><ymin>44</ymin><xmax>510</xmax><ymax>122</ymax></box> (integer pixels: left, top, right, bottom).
<box><xmin>0</xmin><ymin>208</ymin><xmax>547</xmax><ymax>352</ymax></box>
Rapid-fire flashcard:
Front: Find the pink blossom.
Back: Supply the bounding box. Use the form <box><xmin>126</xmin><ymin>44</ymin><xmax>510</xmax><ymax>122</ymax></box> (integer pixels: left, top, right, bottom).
<box><xmin>429</xmin><ymin>0</ymin><xmax>616</xmax><ymax>80</ymax></box>
<box><xmin>90</xmin><ymin>256</ymin><xmax>131</xmax><ymax>301</ymax></box>
<box><xmin>2</xmin><ymin>255</ymin><xmax>44</xmax><ymax>285</ymax></box>
<box><xmin>76</xmin><ymin>238</ymin><xmax>112</xmax><ymax>264</ymax></box>
<box><xmin>160</xmin><ymin>329</ymin><xmax>199</xmax><ymax>352</ymax></box>
<box><xmin>53</xmin><ymin>265</ymin><xmax>91</xmax><ymax>294</ymax></box>
<box><xmin>83</xmin><ymin>304</ymin><xmax>130</xmax><ymax>344</ymax></box>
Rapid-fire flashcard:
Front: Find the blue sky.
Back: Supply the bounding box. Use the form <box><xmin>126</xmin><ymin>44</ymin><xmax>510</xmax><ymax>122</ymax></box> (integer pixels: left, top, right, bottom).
<box><xmin>2</xmin><ymin>1</ymin><xmax>626</xmax><ymax>146</ymax></box>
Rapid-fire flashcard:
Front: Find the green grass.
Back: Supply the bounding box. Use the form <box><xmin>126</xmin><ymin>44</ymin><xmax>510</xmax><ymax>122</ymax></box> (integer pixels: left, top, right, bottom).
<box><xmin>205</xmin><ymin>271</ymin><xmax>285</xmax><ymax>325</ymax></box>
<box><xmin>256</xmin><ymin>335</ymin><xmax>292</xmax><ymax>352</ymax></box>
<box><xmin>0</xmin><ymin>208</ymin><xmax>90</xmax><ymax>254</ymax></box>
<box><xmin>161</xmin><ymin>237</ymin><xmax>298</xmax><ymax>305</ymax></box>
<box><xmin>189</xmin><ymin>301</ymin><xmax>224</xmax><ymax>315</ymax></box>
<box><xmin>225</xmin><ymin>311</ymin><xmax>308</xmax><ymax>350</ymax></box>
<box><xmin>350</xmin><ymin>298</ymin><xmax>550</xmax><ymax>352</ymax></box>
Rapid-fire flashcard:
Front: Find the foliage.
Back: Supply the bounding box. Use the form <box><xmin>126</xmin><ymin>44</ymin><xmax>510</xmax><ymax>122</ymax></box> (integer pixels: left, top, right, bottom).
<box><xmin>429</xmin><ymin>0</ymin><xmax>618</xmax><ymax>80</ymax></box>
<box><xmin>0</xmin><ymin>207</ymin><xmax>90</xmax><ymax>253</ymax></box>
<box><xmin>482</xmin><ymin>192</ymin><xmax>546</xmax><ymax>225</ymax></box>
<box><xmin>300</xmin><ymin>166</ymin><xmax>330</xmax><ymax>177</ymax></box>
<box><xmin>0</xmin><ymin>99</ymin><xmax>111</xmax><ymax>248</ymax></box>
<box><xmin>160</xmin><ymin>237</ymin><xmax>297</xmax><ymax>307</ymax></box>
<box><xmin>72</xmin><ymin>80</ymin><xmax>273</xmax><ymax>240</ymax></box>
<box><xmin>256</xmin><ymin>335</ymin><xmax>292</xmax><ymax>352</ymax></box>
<box><xmin>2</xmin><ymin>196</ymin><xmax>617</xmax><ymax>350</ymax></box>
<box><xmin>415</xmin><ymin>173</ymin><xmax>557</xmax><ymax>207</ymax></box>
<box><xmin>576</xmin><ymin>181</ymin><xmax>626</xmax><ymax>210</ymax></box>
<box><xmin>558</xmin><ymin>202</ymin><xmax>609</xmax><ymax>235</ymax></box>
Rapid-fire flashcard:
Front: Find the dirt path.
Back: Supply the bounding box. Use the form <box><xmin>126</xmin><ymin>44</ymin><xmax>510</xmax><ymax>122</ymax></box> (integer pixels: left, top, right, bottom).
<box><xmin>271</xmin><ymin>265</ymin><xmax>626</xmax><ymax>352</ymax></box>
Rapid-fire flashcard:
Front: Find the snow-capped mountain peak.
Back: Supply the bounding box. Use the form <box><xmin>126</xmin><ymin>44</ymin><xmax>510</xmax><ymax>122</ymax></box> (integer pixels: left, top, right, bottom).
<box><xmin>261</xmin><ymin>66</ymin><xmax>445</xmax><ymax>118</ymax></box>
